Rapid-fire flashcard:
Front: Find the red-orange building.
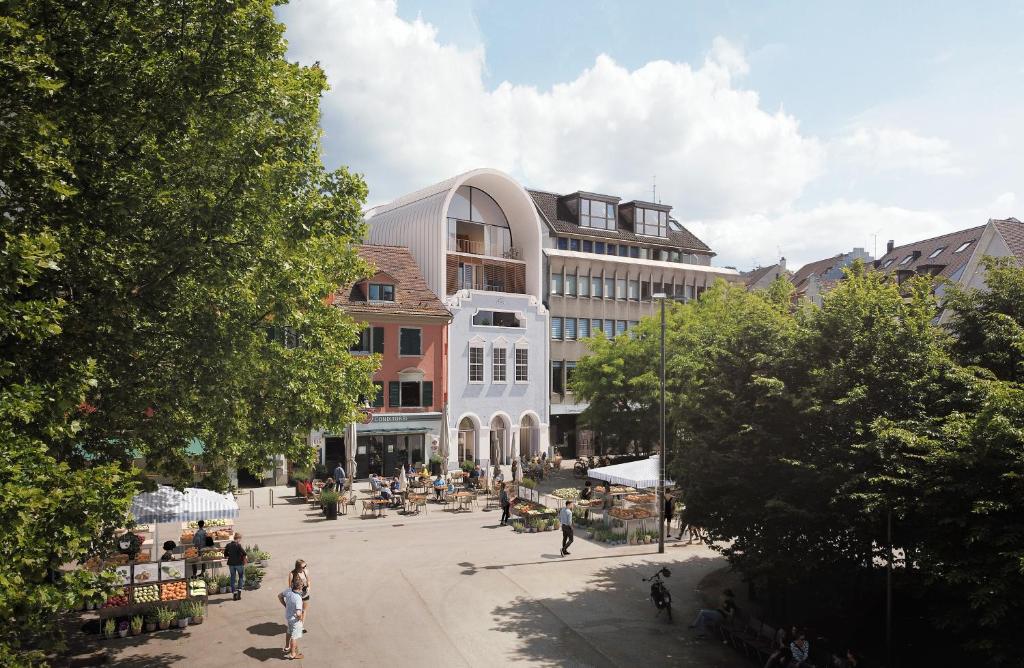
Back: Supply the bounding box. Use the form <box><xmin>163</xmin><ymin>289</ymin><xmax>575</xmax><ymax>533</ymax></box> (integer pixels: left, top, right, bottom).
<box><xmin>317</xmin><ymin>245</ymin><xmax>451</xmax><ymax>478</ymax></box>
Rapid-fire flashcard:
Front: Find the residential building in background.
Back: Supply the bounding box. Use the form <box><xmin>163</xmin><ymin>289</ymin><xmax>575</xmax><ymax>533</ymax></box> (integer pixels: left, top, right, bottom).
<box><xmin>312</xmin><ymin>244</ymin><xmax>451</xmax><ymax>478</ymax></box>
<box><xmin>874</xmin><ymin>217</ymin><xmax>1023</xmax><ymax>323</ymax></box>
<box><xmin>792</xmin><ymin>247</ymin><xmax>873</xmax><ymax>307</ymax></box>
<box><xmin>366</xmin><ymin>169</ymin><xmax>550</xmax><ymax>472</ymax></box>
<box><xmin>742</xmin><ymin>258</ymin><xmax>790</xmax><ymax>291</ymax></box>
<box><xmin>528</xmin><ymin>188</ymin><xmax>738</xmax><ymax>456</ymax></box>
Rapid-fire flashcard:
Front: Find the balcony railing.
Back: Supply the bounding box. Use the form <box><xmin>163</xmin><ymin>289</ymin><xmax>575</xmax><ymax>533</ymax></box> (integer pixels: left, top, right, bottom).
<box><xmin>446</xmin><ymin>253</ymin><xmax>526</xmax><ymax>295</ymax></box>
<box><xmin>449</xmin><ymin>238</ymin><xmax>522</xmax><ymax>260</ymax></box>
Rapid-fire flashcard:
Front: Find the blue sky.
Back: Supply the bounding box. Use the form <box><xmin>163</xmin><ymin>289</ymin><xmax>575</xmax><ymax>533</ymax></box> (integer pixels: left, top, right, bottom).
<box><xmin>279</xmin><ymin>0</ymin><xmax>1023</xmax><ymax>268</ymax></box>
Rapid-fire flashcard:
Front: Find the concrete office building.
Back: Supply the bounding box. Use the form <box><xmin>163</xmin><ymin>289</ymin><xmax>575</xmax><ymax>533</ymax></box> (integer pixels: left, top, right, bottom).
<box><xmin>528</xmin><ymin>189</ymin><xmax>739</xmax><ymax>455</ymax></box>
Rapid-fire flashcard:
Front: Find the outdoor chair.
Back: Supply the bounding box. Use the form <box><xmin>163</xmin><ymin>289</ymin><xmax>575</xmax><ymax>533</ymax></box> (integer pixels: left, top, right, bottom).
<box><xmin>361</xmin><ymin>500</ymin><xmax>375</xmax><ymax>518</ymax></box>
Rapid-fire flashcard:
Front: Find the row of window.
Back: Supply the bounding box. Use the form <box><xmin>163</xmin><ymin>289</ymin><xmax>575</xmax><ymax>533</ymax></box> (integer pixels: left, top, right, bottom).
<box><xmin>555</xmin><ymin>237</ymin><xmax>702</xmax><ymax>264</ymax></box>
<box><xmin>551</xmin><ymin>317</ymin><xmax>638</xmax><ymax>340</ymax></box>
<box><xmin>881</xmin><ymin>240</ymin><xmax>973</xmax><ymax>269</ymax></box>
<box><xmin>551</xmin><ymin>272</ymin><xmax>701</xmax><ymax>302</ymax></box>
<box><xmin>351</xmin><ymin>326</ymin><xmax>423</xmax><ymax>356</ymax></box>
<box><xmin>365</xmin><ymin>380</ymin><xmax>434</xmax><ymax>409</ymax></box>
<box><xmin>468</xmin><ymin>346</ymin><xmax>528</xmax><ymax>383</ymax></box>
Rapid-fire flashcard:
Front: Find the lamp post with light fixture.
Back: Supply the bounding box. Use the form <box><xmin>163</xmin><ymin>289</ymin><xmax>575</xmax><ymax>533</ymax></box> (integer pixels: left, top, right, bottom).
<box><xmin>653</xmin><ymin>292</ymin><xmax>667</xmax><ymax>554</ymax></box>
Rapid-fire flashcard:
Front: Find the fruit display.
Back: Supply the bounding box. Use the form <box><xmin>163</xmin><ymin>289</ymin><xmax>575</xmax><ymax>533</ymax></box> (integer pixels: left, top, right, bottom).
<box><xmin>183</xmin><ymin>547</ymin><xmax>198</xmax><ymax>559</ymax></box>
<box><xmin>186</xmin><ymin>519</ymin><xmax>231</xmax><ymax>529</ymax></box>
<box><xmin>188</xmin><ymin>578</ymin><xmax>207</xmax><ymax>597</ymax></box>
<box><xmin>552</xmin><ymin>488</ymin><xmax>580</xmax><ymax>500</ymax></box>
<box><xmin>101</xmin><ymin>588</ymin><xmax>129</xmax><ymax>608</ymax></box>
<box><xmin>608</xmin><ymin>507</ymin><xmax>653</xmax><ymax>520</ymax></box>
<box><xmin>213</xmin><ymin>529</ymin><xmax>233</xmax><ymax>540</ymax></box>
<box><xmin>160</xmin><ymin>581</ymin><xmax>187</xmax><ymax>601</ymax></box>
<box><xmin>511</xmin><ymin>499</ymin><xmax>556</xmax><ymax>518</ymax></box>
<box><xmin>608</xmin><ymin>485</ymin><xmax>637</xmax><ymax>495</ymax></box>
<box><xmin>180</xmin><ymin>531</ymin><xmax>194</xmax><ymax>543</ymax></box>
<box><xmin>200</xmin><ymin>548</ymin><xmax>224</xmax><ymax>560</ymax></box>
<box><xmin>624</xmin><ymin>494</ymin><xmax>656</xmax><ymax>504</ymax></box>
<box><xmin>134</xmin><ymin>584</ymin><xmax>160</xmax><ymax>603</ymax></box>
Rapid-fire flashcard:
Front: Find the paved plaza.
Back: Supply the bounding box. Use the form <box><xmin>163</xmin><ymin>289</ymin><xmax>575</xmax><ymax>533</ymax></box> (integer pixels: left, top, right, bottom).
<box><xmin>106</xmin><ymin>480</ymin><xmax>747</xmax><ymax>667</ymax></box>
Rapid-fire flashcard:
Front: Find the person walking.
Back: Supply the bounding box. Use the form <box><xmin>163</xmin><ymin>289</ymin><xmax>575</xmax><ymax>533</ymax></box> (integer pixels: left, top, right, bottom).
<box><xmin>288</xmin><ymin>560</ymin><xmax>311</xmax><ymax>624</ymax></box>
<box><xmin>664</xmin><ymin>491</ymin><xmax>675</xmax><ymax>539</ymax></box>
<box><xmin>333</xmin><ymin>462</ymin><xmax>346</xmax><ymax>493</ymax></box>
<box><xmin>559</xmin><ymin>501</ymin><xmax>575</xmax><ymax>556</ymax></box>
<box><xmin>278</xmin><ymin>578</ymin><xmax>305</xmax><ymax>660</ymax></box>
<box><xmin>224</xmin><ymin>532</ymin><xmax>247</xmax><ymax>600</ymax></box>
<box><xmin>511</xmin><ymin>458</ymin><xmax>519</xmax><ymax>483</ymax></box>
<box><xmin>498</xmin><ymin>482</ymin><xmax>511</xmax><ymax>526</ymax></box>
<box><xmin>190</xmin><ymin>520</ymin><xmax>207</xmax><ymax>577</ymax></box>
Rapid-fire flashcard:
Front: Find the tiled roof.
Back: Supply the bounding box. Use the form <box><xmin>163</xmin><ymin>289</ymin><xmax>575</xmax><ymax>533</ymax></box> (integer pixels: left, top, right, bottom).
<box><xmin>332</xmin><ymin>245</ymin><xmax>450</xmax><ymax>319</ymax></box>
<box><xmin>992</xmin><ymin>217</ymin><xmax>1024</xmax><ymax>259</ymax></box>
<box><xmin>792</xmin><ymin>255</ymin><xmax>844</xmax><ymax>291</ymax></box>
<box><xmin>875</xmin><ymin>225</ymin><xmax>986</xmax><ymax>280</ymax></box>
<box><xmin>527</xmin><ymin>189</ymin><xmax>712</xmax><ymax>253</ymax></box>
<box><xmin>742</xmin><ymin>264</ymin><xmax>785</xmax><ymax>287</ymax></box>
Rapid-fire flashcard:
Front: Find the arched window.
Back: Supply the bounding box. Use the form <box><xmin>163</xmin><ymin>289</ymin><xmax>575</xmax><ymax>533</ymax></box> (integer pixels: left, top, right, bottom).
<box><xmin>458</xmin><ymin>417</ymin><xmax>476</xmax><ymax>463</ymax></box>
<box><xmin>447</xmin><ymin>186</ymin><xmax>512</xmax><ymax>257</ymax></box>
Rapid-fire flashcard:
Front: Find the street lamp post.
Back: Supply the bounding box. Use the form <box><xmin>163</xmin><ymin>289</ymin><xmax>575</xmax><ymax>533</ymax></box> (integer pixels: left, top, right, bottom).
<box><xmin>653</xmin><ymin>293</ymin><xmax>667</xmax><ymax>554</ymax></box>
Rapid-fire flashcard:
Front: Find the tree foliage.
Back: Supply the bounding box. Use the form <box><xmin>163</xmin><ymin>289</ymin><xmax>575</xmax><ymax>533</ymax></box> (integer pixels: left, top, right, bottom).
<box><xmin>1</xmin><ymin>1</ymin><xmax>374</xmax><ymax>660</ymax></box>
<box><xmin>577</xmin><ymin>263</ymin><xmax>1024</xmax><ymax>663</ymax></box>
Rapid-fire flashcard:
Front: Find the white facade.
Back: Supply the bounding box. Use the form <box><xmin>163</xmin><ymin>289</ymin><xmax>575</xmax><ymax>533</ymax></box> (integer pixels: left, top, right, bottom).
<box><xmin>367</xmin><ymin>168</ymin><xmax>550</xmax><ymax>471</ymax></box>
<box><xmin>446</xmin><ymin>291</ymin><xmax>549</xmax><ymax>471</ymax></box>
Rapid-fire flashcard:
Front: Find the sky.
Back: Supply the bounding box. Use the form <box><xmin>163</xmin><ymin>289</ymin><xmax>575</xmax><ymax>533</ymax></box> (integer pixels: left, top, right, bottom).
<box><xmin>276</xmin><ymin>0</ymin><xmax>1024</xmax><ymax>270</ymax></box>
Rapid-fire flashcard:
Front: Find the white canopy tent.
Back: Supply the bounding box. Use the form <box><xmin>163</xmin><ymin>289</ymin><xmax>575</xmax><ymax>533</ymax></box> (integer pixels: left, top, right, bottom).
<box><xmin>130</xmin><ymin>486</ymin><xmax>239</xmax><ymax>557</ymax></box>
<box><xmin>587</xmin><ymin>455</ymin><xmax>674</xmax><ymax>489</ymax></box>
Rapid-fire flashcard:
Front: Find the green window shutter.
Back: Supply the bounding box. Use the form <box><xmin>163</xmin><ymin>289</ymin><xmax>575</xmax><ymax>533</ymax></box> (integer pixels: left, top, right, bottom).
<box><xmin>388</xmin><ymin>381</ymin><xmax>400</xmax><ymax>407</ymax></box>
<box><xmin>421</xmin><ymin>382</ymin><xmax>433</xmax><ymax>408</ymax></box>
<box><xmin>373</xmin><ymin>327</ymin><xmax>385</xmax><ymax>354</ymax></box>
<box><xmin>373</xmin><ymin>382</ymin><xmax>384</xmax><ymax>408</ymax></box>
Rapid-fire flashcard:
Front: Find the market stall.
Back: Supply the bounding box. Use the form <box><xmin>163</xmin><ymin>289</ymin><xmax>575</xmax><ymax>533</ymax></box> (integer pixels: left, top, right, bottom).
<box><xmin>586</xmin><ymin>456</ymin><xmax>674</xmax><ymax>539</ymax></box>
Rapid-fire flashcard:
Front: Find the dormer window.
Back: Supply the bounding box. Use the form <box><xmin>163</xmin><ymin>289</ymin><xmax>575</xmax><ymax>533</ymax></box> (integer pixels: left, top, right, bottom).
<box><xmin>953</xmin><ymin>241</ymin><xmax>972</xmax><ymax>253</ymax></box>
<box><xmin>636</xmin><ymin>207</ymin><xmax>668</xmax><ymax>237</ymax></box>
<box><xmin>580</xmin><ymin>198</ymin><xmax>616</xmax><ymax>230</ymax></box>
<box><xmin>368</xmin><ymin>283</ymin><xmax>395</xmax><ymax>301</ymax></box>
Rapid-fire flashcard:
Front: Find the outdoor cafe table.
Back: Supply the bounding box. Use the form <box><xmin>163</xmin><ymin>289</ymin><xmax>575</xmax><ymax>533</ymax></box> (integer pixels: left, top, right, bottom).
<box><xmin>368</xmin><ymin>499</ymin><xmax>390</xmax><ymax>517</ymax></box>
<box><xmin>453</xmin><ymin>491</ymin><xmax>475</xmax><ymax>512</ymax></box>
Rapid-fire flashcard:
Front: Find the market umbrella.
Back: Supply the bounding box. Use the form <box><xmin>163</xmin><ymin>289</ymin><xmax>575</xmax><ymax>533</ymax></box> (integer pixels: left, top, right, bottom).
<box><xmin>130</xmin><ymin>486</ymin><xmax>239</xmax><ymax>558</ymax></box>
<box><xmin>398</xmin><ymin>468</ymin><xmax>408</xmax><ymax>492</ymax></box>
<box><xmin>587</xmin><ymin>456</ymin><xmax>674</xmax><ymax>489</ymax></box>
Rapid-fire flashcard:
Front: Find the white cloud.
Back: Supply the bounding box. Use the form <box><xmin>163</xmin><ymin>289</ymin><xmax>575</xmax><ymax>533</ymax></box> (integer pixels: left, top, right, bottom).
<box><xmin>277</xmin><ymin>0</ymin><xmax>822</xmax><ymax>218</ymax></box>
<box><xmin>688</xmin><ymin>200</ymin><xmax>952</xmax><ymax>270</ymax></box>
<box><xmin>831</xmin><ymin>126</ymin><xmax>961</xmax><ymax>175</ymax></box>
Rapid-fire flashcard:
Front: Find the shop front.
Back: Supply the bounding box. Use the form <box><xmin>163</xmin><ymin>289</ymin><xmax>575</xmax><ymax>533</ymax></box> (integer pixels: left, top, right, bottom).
<box><xmin>353</xmin><ymin>413</ymin><xmax>442</xmax><ymax>478</ymax></box>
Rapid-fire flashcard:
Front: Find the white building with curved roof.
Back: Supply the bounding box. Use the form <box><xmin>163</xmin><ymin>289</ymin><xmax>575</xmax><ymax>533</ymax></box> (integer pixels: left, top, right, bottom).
<box><xmin>367</xmin><ymin>168</ymin><xmax>551</xmax><ymax>470</ymax></box>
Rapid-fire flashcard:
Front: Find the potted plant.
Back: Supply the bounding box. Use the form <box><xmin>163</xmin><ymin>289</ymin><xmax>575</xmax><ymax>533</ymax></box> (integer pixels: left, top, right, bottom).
<box><xmin>251</xmin><ymin>544</ymin><xmax>271</xmax><ymax>567</ymax></box>
<box><xmin>130</xmin><ymin>615</ymin><xmax>143</xmax><ymax>636</ymax></box>
<box><xmin>176</xmin><ymin>606</ymin><xmax>190</xmax><ymax>629</ymax></box>
<box><xmin>429</xmin><ymin>454</ymin><xmax>443</xmax><ymax>476</ymax></box>
<box><xmin>204</xmin><ymin>573</ymin><xmax>218</xmax><ymax>594</ymax></box>
<box><xmin>185</xmin><ymin>600</ymin><xmax>205</xmax><ymax>624</ymax></box>
<box><xmin>156</xmin><ymin>606</ymin><xmax>176</xmax><ymax>630</ymax></box>
<box><xmin>216</xmin><ymin>574</ymin><xmax>230</xmax><ymax>594</ymax></box>
<box><xmin>244</xmin><ymin>565</ymin><xmax>265</xmax><ymax>590</ymax></box>
<box><xmin>102</xmin><ymin>619</ymin><xmax>116</xmax><ymax>640</ymax></box>
<box><xmin>144</xmin><ymin>610</ymin><xmax>158</xmax><ymax>633</ymax></box>
<box><xmin>460</xmin><ymin>459</ymin><xmax>474</xmax><ymax>473</ymax></box>
<box><xmin>320</xmin><ymin>488</ymin><xmax>340</xmax><ymax>520</ymax></box>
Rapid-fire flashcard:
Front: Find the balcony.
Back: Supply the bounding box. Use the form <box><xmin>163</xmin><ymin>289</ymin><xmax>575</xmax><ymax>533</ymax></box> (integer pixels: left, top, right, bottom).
<box><xmin>449</xmin><ymin>237</ymin><xmax>522</xmax><ymax>260</ymax></box>
<box><xmin>446</xmin><ymin>253</ymin><xmax>526</xmax><ymax>295</ymax></box>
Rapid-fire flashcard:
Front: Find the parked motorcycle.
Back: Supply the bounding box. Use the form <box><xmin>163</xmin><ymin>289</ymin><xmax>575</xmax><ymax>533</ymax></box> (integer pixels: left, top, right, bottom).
<box><xmin>643</xmin><ymin>567</ymin><xmax>672</xmax><ymax>622</ymax></box>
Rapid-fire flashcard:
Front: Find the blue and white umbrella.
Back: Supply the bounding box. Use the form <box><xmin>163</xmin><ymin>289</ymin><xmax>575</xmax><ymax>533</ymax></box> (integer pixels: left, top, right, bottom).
<box><xmin>130</xmin><ymin>485</ymin><xmax>239</xmax><ymax>524</ymax></box>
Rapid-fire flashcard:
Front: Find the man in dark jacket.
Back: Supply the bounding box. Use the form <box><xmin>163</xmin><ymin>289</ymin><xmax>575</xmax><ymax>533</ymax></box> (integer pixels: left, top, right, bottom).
<box><xmin>498</xmin><ymin>483</ymin><xmax>511</xmax><ymax>526</ymax></box>
<box><xmin>224</xmin><ymin>532</ymin><xmax>247</xmax><ymax>600</ymax></box>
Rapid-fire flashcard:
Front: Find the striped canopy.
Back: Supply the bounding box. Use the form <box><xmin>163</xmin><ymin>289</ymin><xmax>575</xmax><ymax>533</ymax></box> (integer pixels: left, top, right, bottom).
<box><xmin>587</xmin><ymin>456</ymin><xmax>674</xmax><ymax>489</ymax></box>
<box><xmin>130</xmin><ymin>485</ymin><xmax>239</xmax><ymax>524</ymax></box>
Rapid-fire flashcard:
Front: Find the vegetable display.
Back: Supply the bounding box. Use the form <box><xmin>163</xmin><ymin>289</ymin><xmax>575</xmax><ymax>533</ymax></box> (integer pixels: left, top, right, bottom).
<box><xmin>624</xmin><ymin>494</ymin><xmax>656</xmax><ymax>504</ymax></box>
<box><xmin>188</xmin><ymin>578</ymin><xmax>207</xmax><ymax>597</ymax></box>
<box><xmin>552</xmin><ymin>488</ymin><xmax>580</xmax><ymax>500</ymax></box>
<box><xmin>186</xmin><ymin>519</ymin><xmax>231</xmax><ymax>529</ymax></box>
<box><xmin>101</xmin><ymin>588</ymin><xmax>129</xmax><ymax>608</ymax></box>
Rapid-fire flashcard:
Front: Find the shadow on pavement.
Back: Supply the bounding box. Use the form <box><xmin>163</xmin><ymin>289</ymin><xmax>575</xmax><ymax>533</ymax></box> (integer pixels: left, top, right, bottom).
<box><xmin>243</xmin><ymin>647</ymin><xmax>287</xmax><ymax>662</ymax></box>
<box><xmin>489</xmin><ymin>555</ymin><xmax>744</xmax><ymax>667</ymax></box>
<box><xmin>247</xmin><ymin>622</ymin><xmax>287</xmax><ymax>637</ymax></box>
<box><xmin>107</xmin><ymin>651</ymin><xmax>186</xmax><ymax>667</ymax></box>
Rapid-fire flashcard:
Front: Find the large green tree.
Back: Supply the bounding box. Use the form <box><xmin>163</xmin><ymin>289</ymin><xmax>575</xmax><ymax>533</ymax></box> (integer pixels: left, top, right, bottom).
<box><xmin>1</xmin><ymin>0</ymin><xmax>374</xmax><ymax>660</ymax></box>
<box><xmin>576</xmin><ymin>265</ymin><xmax>1024</xmax><ymax>663</ymax></box>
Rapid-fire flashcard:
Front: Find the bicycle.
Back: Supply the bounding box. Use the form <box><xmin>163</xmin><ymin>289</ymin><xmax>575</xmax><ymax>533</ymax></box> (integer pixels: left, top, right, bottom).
<box><xmin>643</xmin><ymin>567</ymin><xmax>673</xmax><ymax>622</ymax></box>
<box><xmin>573</xmin><ymin>457</ymin><xmax>591</xmax><ymax>478</ymax></box>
